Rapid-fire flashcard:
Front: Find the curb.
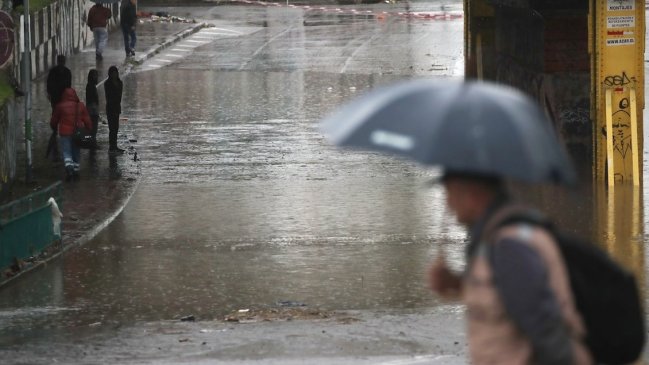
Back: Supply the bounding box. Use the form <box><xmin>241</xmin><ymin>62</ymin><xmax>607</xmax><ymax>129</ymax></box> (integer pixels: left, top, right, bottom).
<box><xmin>0</xmin><ymin>157</ymin><xmax>141</xmax><ymax>290</ymax></box>
<box><xmin>129</xmin><ymin>22</ymin><xmax>209</xmax><ymax>68</ymax></box>
<box><xmin>1</xmin><ymin>21</ymin><xmax>205</xmax><ymax>290</ymax></box>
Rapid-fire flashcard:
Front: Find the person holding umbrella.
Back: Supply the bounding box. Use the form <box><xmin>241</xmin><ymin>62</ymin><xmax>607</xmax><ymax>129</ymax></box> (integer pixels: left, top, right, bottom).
<box><xmin>321</xmin><ymin>80</ymin><xmax>592</xmax><ymax>364</ymax></box>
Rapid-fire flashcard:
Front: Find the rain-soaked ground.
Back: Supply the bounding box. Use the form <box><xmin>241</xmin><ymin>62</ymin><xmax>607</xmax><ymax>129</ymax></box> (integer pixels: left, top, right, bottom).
<box><xmin>1</xmin><ymin>1</ymin><xmax>648</xmax><ymax>363</ymax></box>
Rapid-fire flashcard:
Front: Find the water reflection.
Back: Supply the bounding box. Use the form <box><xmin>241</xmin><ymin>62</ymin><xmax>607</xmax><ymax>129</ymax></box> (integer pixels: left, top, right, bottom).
<box><xmin>0</xmin><ymin>4</ymin><xmax>646</xmax><ymax>357</ymax></box>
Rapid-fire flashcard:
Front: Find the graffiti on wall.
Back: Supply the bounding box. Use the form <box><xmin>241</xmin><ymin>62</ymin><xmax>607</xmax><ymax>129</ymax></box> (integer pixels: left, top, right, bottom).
<box><xmin>0</xmin><ymin>11</ymin><xmax>13</xmax><ymax>69</ymax></box>
<box><xmin>57</xmin><ymin>0</ymin><xmax>91</xmax><ymax>56</ymax></box>
<box><xmin>13</xmin><ymin>0</ymin><xmax>119</xmax><ymax>81</ymax></box>
<box><xmin>602</xmin><ymin>71</ymin><xmax>637</xmax><ymax>184</ymax></box>
<box><xmin>604</xmin><ymin>71</ymin><xmax>637</xmax><ymax>87</ymax></box>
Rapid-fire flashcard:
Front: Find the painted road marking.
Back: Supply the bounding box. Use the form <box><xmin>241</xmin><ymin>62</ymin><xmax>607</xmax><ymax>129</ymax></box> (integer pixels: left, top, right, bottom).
<box><xmin>206</xmin><ymin>27</ymin><xmax>244</xmax><ymax>34</ymax></box>
<box><xmin>137</xmin><ymin>26</ymin><xmax>246</xmax><ymax>72</ymax></box>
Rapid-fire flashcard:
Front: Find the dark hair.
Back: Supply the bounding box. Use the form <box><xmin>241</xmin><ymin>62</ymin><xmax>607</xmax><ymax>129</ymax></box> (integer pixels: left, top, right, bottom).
<box><xmin>56</xmin><ymin>55</ymin><xmax>66</xmax><ymax>66</ymax></box>
<box><xmin>108</xmin><ymin>66</ymin><xmax>119</xmax><ymax>79</ymax></box>
<box><xmin>87</xmin><ymin>69</ymin><xmax>98</xmax><ymax>85</ymax></box>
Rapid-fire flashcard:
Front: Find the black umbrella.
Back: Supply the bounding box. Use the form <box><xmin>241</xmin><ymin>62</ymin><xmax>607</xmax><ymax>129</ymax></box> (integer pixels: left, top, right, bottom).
<box><xmin>320</xmin><ymin>79</ymin><xmax>576</xmax><ymax>185</ymax></box>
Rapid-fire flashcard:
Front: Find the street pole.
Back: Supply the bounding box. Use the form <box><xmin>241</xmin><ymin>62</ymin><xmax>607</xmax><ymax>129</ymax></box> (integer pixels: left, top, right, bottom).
<box><xmin>22</xmin><ymin>0</ymin><xmax>32</xmax><ymax>183</ymax></box>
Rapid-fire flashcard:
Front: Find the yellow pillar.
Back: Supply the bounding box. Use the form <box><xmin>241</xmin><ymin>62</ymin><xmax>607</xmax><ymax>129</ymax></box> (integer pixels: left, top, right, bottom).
<box><xmin>592</xmin><ymin>0</ymin><xmax>644</xmax><ymax>186</ymax></box>
<box><xmin>591</xmin><ymin>0</ymin><xmax>645</xmax><ymax>281</ymax></box>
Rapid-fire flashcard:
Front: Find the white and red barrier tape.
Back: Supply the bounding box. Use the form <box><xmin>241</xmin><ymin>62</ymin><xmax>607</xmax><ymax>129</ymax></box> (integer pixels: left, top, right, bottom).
<box><xmin>230</xmin><ymin>0</ymin><xmax>464</xmax><ymax>21</ymax></box>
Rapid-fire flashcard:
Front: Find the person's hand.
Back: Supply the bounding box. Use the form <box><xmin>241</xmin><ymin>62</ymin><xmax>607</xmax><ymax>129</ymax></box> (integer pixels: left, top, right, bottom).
<box><xmin>427</xmin><ymin>256</ymin><xmax>462</xmax><ymax>299</ymax></box>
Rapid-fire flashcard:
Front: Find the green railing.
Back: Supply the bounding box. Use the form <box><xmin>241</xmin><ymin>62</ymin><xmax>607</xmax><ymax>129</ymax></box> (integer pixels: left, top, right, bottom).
<box><xmin>0</xmin><ymin>182</ymin><xmax>62</xmax><ymax>270</ymax></box>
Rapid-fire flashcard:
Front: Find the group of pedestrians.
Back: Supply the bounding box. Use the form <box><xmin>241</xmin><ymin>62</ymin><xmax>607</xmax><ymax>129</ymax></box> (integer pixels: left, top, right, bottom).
<box><xmin>44</xmin><ymin>0</ymin><xmax>138</xmax><ymax>182</ymax></box>
<box><xmin>88</xmin><ymin>0</ymin><xmax>138</xmax><ymax>60</ymax></box>
<box><xmin>46</xmin><ymin>56</ymin><xmax>124</xmax><ymax>181</ymax></box>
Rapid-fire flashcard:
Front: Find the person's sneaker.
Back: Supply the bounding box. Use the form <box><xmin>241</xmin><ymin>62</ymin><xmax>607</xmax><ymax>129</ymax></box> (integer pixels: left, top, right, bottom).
<box><xmin>130</xmin><ymin>49</ymin><xmax>135</xmax><ymax>57</ymax></box>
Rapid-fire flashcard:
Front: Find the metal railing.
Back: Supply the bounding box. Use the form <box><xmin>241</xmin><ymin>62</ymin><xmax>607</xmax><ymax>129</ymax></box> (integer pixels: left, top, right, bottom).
<box><xmin>0</xmin><ymin>182</ymin><xmax>62</xmax><ymax>223</ymax></box>
<box><xmin>0</xmin><ymin>181</ymin><xmax>63</xmax><ymax>270</ymax></box>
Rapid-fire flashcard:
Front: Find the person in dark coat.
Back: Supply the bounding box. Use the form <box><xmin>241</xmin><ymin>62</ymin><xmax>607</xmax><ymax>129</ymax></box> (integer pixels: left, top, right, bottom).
<box><xmin>85</xmin><ymin>69</ymin><xmax>99</xmax><ymax>148</ymax></box>
<box><xmin>104</xmin><ymin>66</ymin><xmax>123</xmax><ymax>153</ymax></box>
<box><xmin>46</xmin><ymin>55</ymin><xmax>72</xmax><ymax>110</ymax></box>
<box><xmin>50</xmin><ymin>88</ymin><xmax>93</xmax><ymax>181</ymax></box>
<box><xmin>120</xmin><ymin>0</ymin><xmax>137</xmax><ymax>57</ymax></box>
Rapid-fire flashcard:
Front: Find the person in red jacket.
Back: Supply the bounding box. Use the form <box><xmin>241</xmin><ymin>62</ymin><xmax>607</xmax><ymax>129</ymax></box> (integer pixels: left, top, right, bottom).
<box><xmin>50</xmin><ymin>88</ymin><xmax>93</xmax><ymax>181</ymax></box>
<box><xmin>87</xmin><ymin>3</ymin><xmax>111</xmax><ymax>60</ymax></box>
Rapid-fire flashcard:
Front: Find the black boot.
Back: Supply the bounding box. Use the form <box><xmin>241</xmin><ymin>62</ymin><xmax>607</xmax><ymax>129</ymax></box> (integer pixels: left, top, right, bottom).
<box><xmin>109</xmin><ymin>146</ymin><xmax>125</xmax><ymax>154</ymax></box>
<box><xmin>65</xmin><ymin>166</ymin><xmax>74</xmax><ymax>182</ymax></box>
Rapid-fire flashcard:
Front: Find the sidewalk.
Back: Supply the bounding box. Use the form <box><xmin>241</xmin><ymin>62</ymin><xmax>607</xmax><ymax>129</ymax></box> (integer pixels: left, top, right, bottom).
<box><xmin>3</xmin><ymin>18</ymin><xmax>206</xmax><ymax>286</ymax></box>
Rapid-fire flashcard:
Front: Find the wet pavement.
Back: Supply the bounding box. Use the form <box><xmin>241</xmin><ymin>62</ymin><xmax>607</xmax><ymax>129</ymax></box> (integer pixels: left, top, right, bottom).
<box><xmin>5</xmin><ymin>18</ymin><xmax>204</xmax><ymax>267</ymax></box>
<box><xmin>0</xmin><ymin>1</ymin><xmax>647</xmax><ymax>364</ymax></box>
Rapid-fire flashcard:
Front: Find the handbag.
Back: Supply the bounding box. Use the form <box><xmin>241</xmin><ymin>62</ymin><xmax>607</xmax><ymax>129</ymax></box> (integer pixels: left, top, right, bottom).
<box><xmin>72</xmin><ymin>102</ymin><xmax>94</xmax><ymax>149</ymax></box>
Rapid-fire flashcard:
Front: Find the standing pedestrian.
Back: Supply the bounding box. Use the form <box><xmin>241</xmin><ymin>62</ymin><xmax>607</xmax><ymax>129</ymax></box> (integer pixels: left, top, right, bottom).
<box><xmin>120</xmin><ymin>0</ymin><xmax>137</xmax><ymax>57</ymax></box>
<box><xmin>46</xmin><ymin>55</ymin><xmax>72</xmax><ymax>111</ymax></box>
<box><xmin>85</xmin><ymin>69</ymin><xmax>99</xmax><ymax>148</ymax></box>
<box><xmin>50</xmin><ymin>88</ymin><xmax>93</xmax><ymax>181</ymax></box>
<box><xmin>104</xmin><ymin>66</ymin><xmax>124</xmax><ymax>154</ymax></box>
<box><xmin>87</xmin><ymin>3</ymin><xmax>111</xmax><ymax>61</ymax></box>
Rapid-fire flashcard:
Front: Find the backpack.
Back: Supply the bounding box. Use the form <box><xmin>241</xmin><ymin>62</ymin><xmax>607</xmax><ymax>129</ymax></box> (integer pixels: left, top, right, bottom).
<box><xmin>494</xmin><ymin>210</ymin><xmax>645</xmax><ymax>364</ymax></box>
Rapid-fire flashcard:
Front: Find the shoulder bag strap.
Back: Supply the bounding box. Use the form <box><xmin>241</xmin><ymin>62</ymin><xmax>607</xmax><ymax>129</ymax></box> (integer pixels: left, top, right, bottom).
<box><xmin>75</xmin><ymin>101</ymin><xmax>80</xmax><ymax>129</ymax></box>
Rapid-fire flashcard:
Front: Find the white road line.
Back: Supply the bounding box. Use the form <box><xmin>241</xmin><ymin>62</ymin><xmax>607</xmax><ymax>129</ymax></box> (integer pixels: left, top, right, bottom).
<box><xmin>163</xmin><ymin>54</ymin><xmax>183</xmax><ymax>58</ymax></box>
<box><xmin>186</xmin><ymin>39</ymin><xmax>207</xmax><ymax>43</ymax></box>
<box><xmin>340</xmin><ymin>31</ymin><xmax>380</xmax><ymax>74</ymax></box>
<box><xmin>239</xmin><ymin>26</ymin><xmax>293</xmax><ymax>70</ymax></box>
<box><xmin>376</xmin><ymin>355</ymin><xmax>457</xmax><ymax>365</ymax></box>
<box><xmin>196</xmin><ymin>32</ymin><xmax>235</xmax><ymax>37</ymax></box>
<box><xmin>203</xmin><ymin>27</ymin><xmax>243</xmax><ymax>34</ymax></box>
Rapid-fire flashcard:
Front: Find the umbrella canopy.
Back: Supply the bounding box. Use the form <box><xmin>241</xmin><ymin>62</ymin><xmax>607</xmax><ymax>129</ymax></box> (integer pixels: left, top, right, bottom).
<box><xmin>320</xmin><ymin>79</ymin><xmax>576</xmax><ymax>185</ymax></box>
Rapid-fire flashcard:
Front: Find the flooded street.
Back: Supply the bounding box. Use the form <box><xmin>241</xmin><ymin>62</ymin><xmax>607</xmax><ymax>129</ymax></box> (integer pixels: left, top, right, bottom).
<box><xmin>0</xmin><ymin>1</ymin><xmax>647</xmax><ymax>363</ymax></box>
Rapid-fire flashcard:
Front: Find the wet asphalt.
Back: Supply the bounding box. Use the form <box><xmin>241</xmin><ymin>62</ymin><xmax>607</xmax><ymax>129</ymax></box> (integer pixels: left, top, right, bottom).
<box><xmin>0</xmin><ymin>1</ymin><xmax>647</xmax><ymax>364</ymax></box>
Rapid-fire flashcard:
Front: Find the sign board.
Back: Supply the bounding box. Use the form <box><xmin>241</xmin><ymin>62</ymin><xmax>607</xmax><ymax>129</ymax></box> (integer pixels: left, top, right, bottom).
<box><xmin>607</xmin><ymin>0</ymin><xmax>634</xmax><ymax>11</ymax></box>
<box><xmin>607</xmin><ymin>16</ymin><xmax>635</xmax><ymax>28</ymax></box>
<box><xmin>606</xmin><ymin>38</ymin><xmax>635</xmax><ymax>46</ymax></box>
